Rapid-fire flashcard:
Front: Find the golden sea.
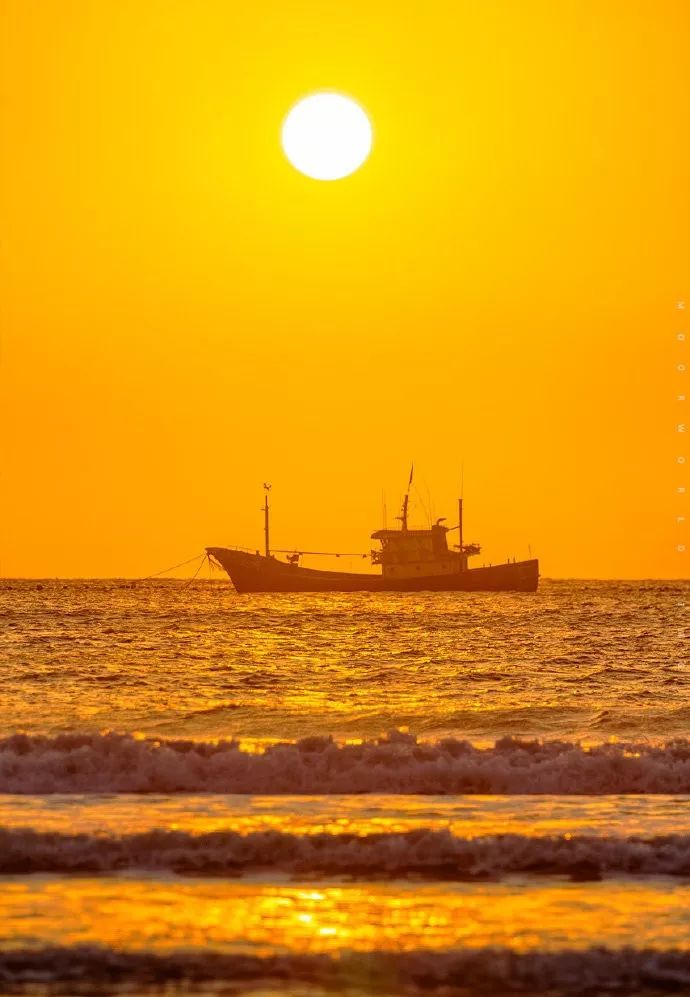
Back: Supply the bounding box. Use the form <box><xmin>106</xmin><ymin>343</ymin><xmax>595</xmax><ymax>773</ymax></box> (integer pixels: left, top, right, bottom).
<box><xmin>0</xmin><ymin>578</ymin><xmax>689</xmax><ymax>994</ymax></box>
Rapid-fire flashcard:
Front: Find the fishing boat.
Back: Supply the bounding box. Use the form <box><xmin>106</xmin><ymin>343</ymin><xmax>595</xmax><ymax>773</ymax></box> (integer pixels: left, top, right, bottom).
<box><xmin>207</xmin><ymin>473</ymin><xmax>539</xmax><ymax>593</ymax></box>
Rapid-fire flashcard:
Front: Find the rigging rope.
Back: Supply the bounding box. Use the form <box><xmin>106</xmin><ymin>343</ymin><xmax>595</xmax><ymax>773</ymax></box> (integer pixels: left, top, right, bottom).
<box><xmin>272</xmin><ymin>549</ymin><xmax>368</xmax><ymax>558</ymax></box>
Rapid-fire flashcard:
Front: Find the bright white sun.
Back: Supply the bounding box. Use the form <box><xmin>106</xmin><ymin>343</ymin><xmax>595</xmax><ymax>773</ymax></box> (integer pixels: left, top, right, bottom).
<box><xmin>281</xmin><ymin>93</ymin><xmax>372</xmax><ymax>181</ymax></box>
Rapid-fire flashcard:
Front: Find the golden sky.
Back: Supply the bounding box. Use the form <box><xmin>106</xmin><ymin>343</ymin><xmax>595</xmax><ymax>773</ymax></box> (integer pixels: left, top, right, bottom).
<box><xmin>1</xmin><ymin>0</ymin><xmax>688</xmax><ymax>578</ymax></box>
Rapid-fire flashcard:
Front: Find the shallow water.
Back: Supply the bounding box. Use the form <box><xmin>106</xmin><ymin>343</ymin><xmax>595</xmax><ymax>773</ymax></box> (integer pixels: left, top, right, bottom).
<box><xmin>3</xmin><ymin>793</ymin><xmax>690</xmax><ymax>837</ymax></box>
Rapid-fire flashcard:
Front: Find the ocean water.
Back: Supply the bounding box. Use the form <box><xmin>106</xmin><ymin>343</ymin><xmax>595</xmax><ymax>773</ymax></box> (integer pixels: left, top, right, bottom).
<box><xmin>0</xmin><ymin>578</ymin><xmax>689</xmax><ymax>995</ymax></box>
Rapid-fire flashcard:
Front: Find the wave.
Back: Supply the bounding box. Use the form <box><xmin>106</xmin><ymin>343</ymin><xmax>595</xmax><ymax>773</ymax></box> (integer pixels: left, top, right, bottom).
<box><xmin>3</xmin><ymin>730</ymin><xmax>690</xmax><ymax>794</ymax></box>
<box><xmin>4</xmin><ymin>827</ymin><xmax>690</xmax><ymax>879</ymax></box>
<box><xmin>1</xmin><ymin>945</ymin><xmax>690</xmax><ymax>993</ymax></box>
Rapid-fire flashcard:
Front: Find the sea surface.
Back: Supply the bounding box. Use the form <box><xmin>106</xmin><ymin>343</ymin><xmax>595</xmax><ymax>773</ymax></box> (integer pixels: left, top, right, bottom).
<box><xmin>0</xmin><ymin>578</ymin><xmax>689</xmax><ymax>995</ymax></box>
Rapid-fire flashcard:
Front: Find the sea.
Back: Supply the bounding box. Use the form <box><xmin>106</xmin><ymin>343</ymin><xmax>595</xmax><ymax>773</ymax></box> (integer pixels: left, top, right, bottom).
<box><xmin>0</xmin><ymin>577</ymin><xmax>689</xmax><ymax>995</ymax></box>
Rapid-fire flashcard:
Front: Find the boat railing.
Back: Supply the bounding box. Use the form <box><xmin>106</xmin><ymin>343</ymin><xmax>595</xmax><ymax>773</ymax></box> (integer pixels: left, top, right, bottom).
<box><xmin>221</xmin><ymin>544</ymin><xmax>263</xmax><ymax>555</ymax></box>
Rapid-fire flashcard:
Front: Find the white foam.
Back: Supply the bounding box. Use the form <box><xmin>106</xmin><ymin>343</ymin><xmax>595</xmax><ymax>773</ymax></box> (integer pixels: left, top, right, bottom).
<box><xmin>1</xmin><ymin>945</ymin><xmax>689</xmax><ymax>992</ymax></box>
<box><xmin>2</xmin><ymin>730</ymin><xmax>690</xmax><ymax>794</ymax></box>
<box><xmin>2</xmin><ymin>826</ymin><xmax>690</xmax><ymax>878</ymax></box>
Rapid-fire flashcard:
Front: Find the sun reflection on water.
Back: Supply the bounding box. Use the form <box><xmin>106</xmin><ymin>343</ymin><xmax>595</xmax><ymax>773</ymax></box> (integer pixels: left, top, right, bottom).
<box><xmin>1</xmin><ymin>877</ymin><xmax>689</xmax><ymax>955</ymax></box>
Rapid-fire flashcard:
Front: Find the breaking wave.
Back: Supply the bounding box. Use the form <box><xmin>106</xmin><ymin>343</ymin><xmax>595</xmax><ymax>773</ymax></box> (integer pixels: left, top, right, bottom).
<box><xmin>3</xmin><ymin>827</ymin><xmax>690</xmax><ymax>879</ymax></box>
<box><xmin>3</xmin><ymin>730</ymin><xmax>690</xmax><ymax>794</ymax></box>
<box><xmin>1</xmin><ymin>945</ymin><xmax>690</xmax><ymax>993</ymax></box>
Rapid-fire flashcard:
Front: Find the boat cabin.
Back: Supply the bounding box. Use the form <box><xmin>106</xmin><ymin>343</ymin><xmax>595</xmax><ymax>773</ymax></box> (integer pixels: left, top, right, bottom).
<box><xmin>370</xmin><ymin>522</ymin><xmax>479</xmax><ymax>579</ymax></box>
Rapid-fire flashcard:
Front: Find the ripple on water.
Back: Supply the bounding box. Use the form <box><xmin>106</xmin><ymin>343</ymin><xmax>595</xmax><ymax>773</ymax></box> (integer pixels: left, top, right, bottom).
<box><xmin>0</xmin><ymin>579</ymin><xmax>687</xmax><ymax>741</ymax></box>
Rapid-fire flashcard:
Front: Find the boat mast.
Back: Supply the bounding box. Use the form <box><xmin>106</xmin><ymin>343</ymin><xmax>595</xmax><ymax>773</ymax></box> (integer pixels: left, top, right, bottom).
<box><xmin>400</xmin><ymin>464</ymin><xmax>413</xmax><ymax>531</ymax></box>
<box><xmin>263</xmin><ymin>483</ymin><xmax>271</xmax><ymax>557</ymax></box>
<box><xmin>457</xmin><ymin>462</ymin><xmax>464</xmax><ymax>570</ymax></box>
<box><xmin>458</xmin><ymin>497</ymin><xmax>463</xmax><ymax>570</ymax></box>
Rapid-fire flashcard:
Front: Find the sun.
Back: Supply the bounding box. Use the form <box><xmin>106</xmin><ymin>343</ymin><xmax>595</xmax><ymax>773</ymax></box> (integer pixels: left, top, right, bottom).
<box><xmin>281</xmin><ymin>93</ymin><xmax>372</xmax><ymax>181</ymax></box>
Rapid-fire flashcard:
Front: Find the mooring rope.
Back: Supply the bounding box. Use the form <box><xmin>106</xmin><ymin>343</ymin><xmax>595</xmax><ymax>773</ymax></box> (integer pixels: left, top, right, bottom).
<box><xmin>180</xmin><ymin>553</ymin><xmax>208</xmax><ymax>590</ymax></box>
<box><xmin>139</xmin><ymin>554</ymin><xmax>206</xmax><ymax>581</ymax></box>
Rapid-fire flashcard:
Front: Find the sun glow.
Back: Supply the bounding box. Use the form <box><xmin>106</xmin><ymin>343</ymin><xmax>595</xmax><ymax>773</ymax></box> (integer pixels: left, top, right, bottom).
<box><xmin>281</xmin><ymin>93</ymin><xmax>372</xmax><ymax>181</ymax></box>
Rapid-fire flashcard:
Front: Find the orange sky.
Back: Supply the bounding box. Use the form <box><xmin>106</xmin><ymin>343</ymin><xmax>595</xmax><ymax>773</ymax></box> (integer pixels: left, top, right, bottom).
<box><xmin>1</xmin><ymin>0</ymin><xmax>688</xmax><ymax>578</ymax></box>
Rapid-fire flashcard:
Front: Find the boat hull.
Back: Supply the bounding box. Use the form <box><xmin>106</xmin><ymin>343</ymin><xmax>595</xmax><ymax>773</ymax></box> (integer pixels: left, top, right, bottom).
<box><xmin>207</xmin><ymin>548</ymin><xmax>539</xmax><ymax>593</ymax></box>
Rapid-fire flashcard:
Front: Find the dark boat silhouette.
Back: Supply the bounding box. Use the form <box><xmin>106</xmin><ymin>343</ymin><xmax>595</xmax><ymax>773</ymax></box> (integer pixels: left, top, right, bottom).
<box><xmin>207</xmin><ymin>474</ymin><xmax>539</xmax><ymax>593</ymax></box>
